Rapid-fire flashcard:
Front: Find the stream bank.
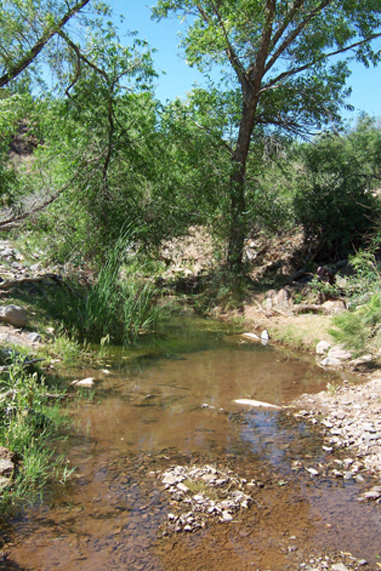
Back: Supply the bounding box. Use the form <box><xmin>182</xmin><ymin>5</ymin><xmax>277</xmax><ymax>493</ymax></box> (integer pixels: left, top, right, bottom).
<box><xmin>0</xmin><ymin>236</ymin><xmax>381</xmax><ymax>569</ymax></box>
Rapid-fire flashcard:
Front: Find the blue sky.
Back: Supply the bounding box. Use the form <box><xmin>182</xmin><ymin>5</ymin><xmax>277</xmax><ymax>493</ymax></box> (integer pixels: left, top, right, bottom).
<box><xmin>110</xmin><ymin>1</ymin><xmax>381</xmax><ymax>123</ymax></box>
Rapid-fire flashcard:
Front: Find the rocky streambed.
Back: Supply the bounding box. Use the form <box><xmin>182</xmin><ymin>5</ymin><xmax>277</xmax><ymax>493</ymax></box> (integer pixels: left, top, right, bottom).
<box><xmin>292</xmin><ymin>373</ymin><xmax>381</xmax><ymax>481</ymax></box>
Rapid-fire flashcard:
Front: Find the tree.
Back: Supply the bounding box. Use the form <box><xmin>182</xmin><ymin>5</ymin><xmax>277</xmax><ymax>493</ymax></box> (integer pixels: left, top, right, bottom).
<box><xmin>153</xmin><ymin>0</ymin><xmax>381</xmax><ymax>272</ymax></box>
<box><xmin>23</xmin><ymin>26</ymin><xmax>159</xmax><ymax>259</ymax></box>
<box><xmin>0</xmin><ymin>0</ymin><xmax>93</xmax><ymax>89</ymax></box>
<box><xmin>293</xmin><ymin>116</ymin><xmax>381</xmax><ymax>260</ymax></box>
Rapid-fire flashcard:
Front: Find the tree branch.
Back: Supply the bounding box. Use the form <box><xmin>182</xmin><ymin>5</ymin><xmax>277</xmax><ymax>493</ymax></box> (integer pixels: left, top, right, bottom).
<box><xmin>0</xmin><ymin>0</ymin><xmax>91</xmax><ymax>88</ymax></box>
<box><xmin>260</xmin><ymin>32</ymin><xmax>381</xmax><ymax>94</ymax></box>
<box><xmin>208</xmin><ymin>1</ymin><xmax>250</xmax><ymax>95</ymax></box>
<box><xmin>265</xmin><ymin>0</ymin><xmax>332</xmax><ymax>74</ymax></box>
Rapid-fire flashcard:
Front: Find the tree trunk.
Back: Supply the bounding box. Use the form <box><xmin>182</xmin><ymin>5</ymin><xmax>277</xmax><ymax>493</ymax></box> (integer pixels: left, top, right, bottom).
<box><xmin>227</xmin><ymin>98</ymin><xmax>258</xmax><ymax>273</ymax></box>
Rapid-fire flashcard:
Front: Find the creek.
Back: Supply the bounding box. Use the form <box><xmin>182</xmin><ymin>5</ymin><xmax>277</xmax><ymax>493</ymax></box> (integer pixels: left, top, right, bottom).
<box><xmin>2</xmin><ymin>315</ymin><xmax>381</xmax><ymax>570</ymax></box>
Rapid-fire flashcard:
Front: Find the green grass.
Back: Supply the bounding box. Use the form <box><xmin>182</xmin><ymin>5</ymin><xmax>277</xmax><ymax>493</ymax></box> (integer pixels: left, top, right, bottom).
<box><xmin>0</xmin><ymin>357</ymin><xmax>69</xmax><ymax>514</ymax></box>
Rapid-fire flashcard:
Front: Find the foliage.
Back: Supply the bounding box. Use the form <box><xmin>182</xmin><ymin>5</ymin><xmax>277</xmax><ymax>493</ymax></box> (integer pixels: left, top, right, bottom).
<box><xmin>330</xmin><ymin>293</ymin><xmax>381</xmax><ymax>357</ymax></box>
<box><xmin>293</xmin><ymin>117</ymin><xmax>381</xmax><ymax>259</ymax></box>
<box><xmin>330</xmin><ymin>249</ymin><xmax>381</xmax><ymax>356</ymax></box>
<box><xmin>0</xmin><ymin>92</ymin><xmax>33</xmax><ymax>208</ymax></box>
<box><xmin>153</xmin><ymin>0</ymin><xmax>381</xmax><ymax>271</ymax></box>
<box><xmin>24</xmin><ymin>233</ymin><xmax>170</xmax><ymax>344</ymax></box>
<box><xmin>82</xmin><ymin>235</ymin><xmax>166</xmax><ymax>343</ymax></box>
<box><xmin>0</xmin><ymin>357</ymin><xmax>67</xmax><ymax>511</ymax></box>
<box><xmin>0</xmin><ymin>0</ymin><xmax>104</xmax><ymax>89</ymax></box>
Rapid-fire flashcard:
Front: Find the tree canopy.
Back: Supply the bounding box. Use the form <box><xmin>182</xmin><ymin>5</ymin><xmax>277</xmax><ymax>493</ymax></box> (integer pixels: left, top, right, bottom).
<box><xmin>153</xmin><ymin>0</ymin><xmax>381</xmax><ymax>271</ymax></box>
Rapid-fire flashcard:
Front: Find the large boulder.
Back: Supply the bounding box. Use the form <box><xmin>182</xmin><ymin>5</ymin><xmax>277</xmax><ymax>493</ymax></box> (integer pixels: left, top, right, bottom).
<box><xmin>0</xmin><ymin>305</ymin><xmax>27</xmax><ymax>328</ymax></box>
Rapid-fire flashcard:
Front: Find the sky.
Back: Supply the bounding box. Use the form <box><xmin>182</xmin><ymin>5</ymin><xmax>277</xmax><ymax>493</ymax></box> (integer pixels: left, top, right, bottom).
<box><xmin>110</xmin><ymin>1</ymin><xmax>381</xmax><ymax>124</ymax></box>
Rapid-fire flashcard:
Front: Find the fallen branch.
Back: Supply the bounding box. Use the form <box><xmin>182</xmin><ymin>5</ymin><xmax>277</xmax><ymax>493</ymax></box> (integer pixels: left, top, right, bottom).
<box><xmin>0</xmin><ymin>273</ymin><xmax>81</xmax><ymax>297</ymax></box>
<box><xmin>0</xmin><ymin>273</ymin><xmax>60</xmax><ymax>291</ymax></box>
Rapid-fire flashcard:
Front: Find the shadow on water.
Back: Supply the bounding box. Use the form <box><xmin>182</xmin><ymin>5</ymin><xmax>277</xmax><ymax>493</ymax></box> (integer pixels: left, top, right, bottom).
<box><xmin>1</xmin><ymin>314</ymin><xmax>381</xmax><ymax>570</ymax></box>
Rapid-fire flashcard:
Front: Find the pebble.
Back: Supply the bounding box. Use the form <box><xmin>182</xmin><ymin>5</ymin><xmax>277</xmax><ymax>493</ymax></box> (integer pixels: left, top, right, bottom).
<box><xmin>331</xmin><ymin>564</ymin><xmax>349</xmax><ymax>571</ymax></box>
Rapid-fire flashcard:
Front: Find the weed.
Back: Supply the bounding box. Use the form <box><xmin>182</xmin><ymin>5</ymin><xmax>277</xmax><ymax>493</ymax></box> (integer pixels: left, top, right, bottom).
<box><xmin>326</xmin><ymin>381</ymin><xmax>339</xmax><ymax>395</ymax></box>
<box><xmin>58</xmin><ymin>463</ymin><xmax>76</xmax><ymax>486</ymax></box>
<box><xmin>183</xmin><ymin>479</ymin><xmax>219</xmax><ymax>501</ymax></box>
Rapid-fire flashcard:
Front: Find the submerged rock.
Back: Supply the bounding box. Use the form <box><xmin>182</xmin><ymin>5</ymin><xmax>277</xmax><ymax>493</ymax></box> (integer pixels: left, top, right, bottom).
<box><xmin>234</xmin><ymin>398</ymin><xmax>281</xmax><ymax>410</ymax></box>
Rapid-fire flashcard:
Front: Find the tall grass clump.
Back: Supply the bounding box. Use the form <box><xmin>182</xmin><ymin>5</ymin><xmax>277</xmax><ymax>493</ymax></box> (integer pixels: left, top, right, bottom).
<box><xmin>80</xmin><ymin>232</ymin><xmax>168</xmax><ymax>344</ymax></box>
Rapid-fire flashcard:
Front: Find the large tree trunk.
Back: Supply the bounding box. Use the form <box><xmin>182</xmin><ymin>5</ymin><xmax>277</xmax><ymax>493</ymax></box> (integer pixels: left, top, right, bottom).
<box><xmin>227</xmin><ymin>98</ymin><xmax>258</xmax><ymax>273</ymax></box>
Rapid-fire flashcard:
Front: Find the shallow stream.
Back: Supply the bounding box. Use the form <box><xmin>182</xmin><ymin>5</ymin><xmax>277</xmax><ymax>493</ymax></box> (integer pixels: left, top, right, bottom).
<box><xmin>2</xmin><ymin>316</ymin><xmax>381</xmax><ymax>570</ymax></box>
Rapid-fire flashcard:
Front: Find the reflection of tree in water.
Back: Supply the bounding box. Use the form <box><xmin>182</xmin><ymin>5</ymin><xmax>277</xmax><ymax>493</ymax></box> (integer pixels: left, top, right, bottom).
<box><xmin>228</xmin><ymin>410</ymin><xmax>325</xmax><ymax>473</ymax></box>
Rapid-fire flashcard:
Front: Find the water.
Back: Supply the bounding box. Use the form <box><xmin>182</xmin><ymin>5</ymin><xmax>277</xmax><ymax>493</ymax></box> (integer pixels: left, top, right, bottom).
<box><xmin>1</xmin><ymin>316</ymin><xmax>381</xmax><ymax>570</ymax></box>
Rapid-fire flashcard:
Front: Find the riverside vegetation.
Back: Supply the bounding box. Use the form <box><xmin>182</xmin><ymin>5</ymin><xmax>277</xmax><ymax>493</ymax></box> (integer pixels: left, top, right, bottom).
<box><xmin>3</xmin><ymin>0</ymin><xmax>381</xmax><ymax>547</ymax></box>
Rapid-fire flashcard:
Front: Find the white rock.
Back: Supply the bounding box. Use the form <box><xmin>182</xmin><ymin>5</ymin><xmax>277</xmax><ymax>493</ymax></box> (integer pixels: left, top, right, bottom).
<box><xmin>241</xmin><ymin>332</ymin><xmax>260</xmax><ymax>342</ymax></box>
<box><xmin>328</xmin><ymin>346</ymin><xmax>352</xmax><ymax>361</ymax></box>
<box><xmin>261</xmin><ymin>329</ymin><xmax>269</xmax><ymax>341</ymax></box>
<box><xmin>71</xmin><ymin>377</ymin><xmax>95</xmax><ymax>388</ymax></box>
<box><xmin>162</xmin><ymin>474</ymin><xmax>178</xmax><ymax>486</ymax></box>
<box><xmin>221</xmin><ymin>511</ymin><xmax>233</xmax><ymax>522</ymax></box>
<box><xmin>332</xmin><ymin>564</ymin><xmax>350</xmax><ymax>571</ymax></box>
<box><xmin>234</xmin><ymin>399</ymin><xmax>281</xmax><ymax>409</ymax></box>
<box><xmin>316</xmin><ymin>340</ymin><xmax>331</xmax><ymax>354</ymax></box>
<box><xmin>321</xmin><ymin>357</ymin><xmax>342</xmax><ymax>367</ymax></box>
<box><xmin>177</xmin><ymin>482</ymin><xmax>189</xmax><ymax>493</ymax></box>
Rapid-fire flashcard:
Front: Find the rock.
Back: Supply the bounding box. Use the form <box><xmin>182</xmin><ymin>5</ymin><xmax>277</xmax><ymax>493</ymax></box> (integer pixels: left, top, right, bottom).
<box><xmin>349</xmin><ymin>354</ymin><xmax>373</xmax><ymax>368</ymax></box>
<box><xmin>234</xmin><ymin>398</ymin><xmax>281</xmax><ymax>409</ymax></box>
<box><xmin>0</xmin><ymin>446</ymin><xmax>17</xmax><ymax>463</ymax></box>
<box><xmin>71</xmin><ymin>377</ymin><xmax>95</xmax><ymax>388</ymax></box>
<box><xmin>221</xmin><ymin>510</ymin><xmax>233</xmax><ymax>522</ymax></box>
<box><xmin>177</xmin><ymin>482</ymin><xmax>189</xmax><ymax>493</ymax></box>
<box><xmin>316</xmin><ymin>340</ymin><xmax>331</xmax><ymax>355</ymax></box>
<box><xmin>305</xmin><ymin>467</ymin><xmax>319</xmax><ymax>476</ymax></box>
<box><xmin>27</xmin><ymin>332</ymin><xmax>41</xmax><ymax>343</ymax></box>
<box><xmin>273</xmin><ymin>288</ymin><xmax>293</xmax><ymax>311</ymax></box>
<box><xmin>363</xmin><ymin>422</ymin><xmax>376</xmax><ymax>433</ymax></box>
<box><xmin>261</xmin><ymin>329</ymin><xmax>269</xmax><ymax>341</ymax></box>
<box><xmin>0</xmin><ymin>476</ymin><xmax>11</xmax><ymax>490</ymax></box>
<box><xmin>0</xmin><ymin>305</ymin><xmax>27</xmax><ymax>328</ymax></box>
<box><xmin>0</xmin><ymin>333</ymin><xmax>30</xmax><ymax>348</ymax></box>
<box><xmin>0</xmin><ymin>458</ymin><xmax>14</xmax><ymax>477</ymax></box>
<box><xmin>327</xmin><ymin>346</ymin><xmax>352</xmax><ymax>361</ymax></box>
<box><xmin>241</xmin><ymin>332</ymin><xmax>260</xmax><ymax>342</ymax></box>
<box><xmin>321</xmin><ymin>357</ymin><xmax>342</xmax><ymax>367</ymax></box>
<box><xmin>321</xmin><ymin>300</ymin><xmax>346</xmax><ymax>315</ymax></box>
<box><xmin>331</xmin><ymin>564</ymin><xmax>349</xmax><ymax>571</ymax></box>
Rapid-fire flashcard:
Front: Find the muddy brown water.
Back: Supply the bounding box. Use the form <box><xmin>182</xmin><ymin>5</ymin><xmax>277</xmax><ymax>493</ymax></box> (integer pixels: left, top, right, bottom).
<box><xmin>1</xmin><ymin>317</ymin><xmax>381</xmax><ymax>570</ymax></box>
